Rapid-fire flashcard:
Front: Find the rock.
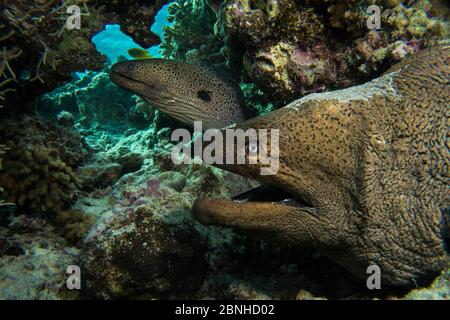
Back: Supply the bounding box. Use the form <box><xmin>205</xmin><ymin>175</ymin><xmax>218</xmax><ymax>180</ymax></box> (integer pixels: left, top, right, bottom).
<box><xmin>0</xmin><ymin>224</ymin><xmax>79</xmax><ymax>300</ymax></box>
<box><xmin>57</xmin><ymin>111</ymin><xmax>75</xmax><ymax>127</ymax></box>
<box><xmin>81</xmin><ymin>206</ymin><xmax>207</xmax><ymax>299</ymax></box>
<box><xmin>78</xmin><ymin>162</ymin><xmax>123</xmax><ymax>190</ymax></box>
<box><xmin>158</xmin><ymin>171</ymin><xmax>187</xmax><ymax>192</ymax></box>
<box><xmin>116</xmin><ymin>152</ymin><xmax>143</xmax><ymax>174</ymax></box>
<box><xmin>402</xmin><ymin>266</ymin><xmax>450</xmax><ymax>300</ymax></box>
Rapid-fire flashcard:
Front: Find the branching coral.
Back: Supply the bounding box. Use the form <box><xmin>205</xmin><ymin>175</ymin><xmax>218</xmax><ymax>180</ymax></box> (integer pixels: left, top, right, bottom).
<box><xmin>0</xmin><ymin>116</ymin><xmax>89</xmax><ymax>214</ymax></box>
<box><xmin>0</xmin><ymin>0</ymin><xmax>105</xmax><ymax>110</ymax></box>
<box><xmin>0</xmin><ymin>144</ymin><xmax>81</xmax><ymax>213</ymax></box>
<box><xmin>0</xmin><ymin>0</ymin><xmax>169</xmax><ymax>111</ymax></box>
<box><xmin>161</xmin><ymin>0</ymin><xmax>225</xmax><ymax>65</ymax></box>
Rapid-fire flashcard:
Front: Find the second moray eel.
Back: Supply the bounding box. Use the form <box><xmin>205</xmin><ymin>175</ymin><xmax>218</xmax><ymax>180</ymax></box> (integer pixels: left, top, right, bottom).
<box><xmin>110</xmin><ymin>59</ymin><xmax>251</xmax><ymax>129</ymax></box>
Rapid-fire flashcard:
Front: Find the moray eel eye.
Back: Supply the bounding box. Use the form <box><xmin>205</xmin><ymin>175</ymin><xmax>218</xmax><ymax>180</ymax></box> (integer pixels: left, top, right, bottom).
<box><xmin>245</xmin><ymin>138</ymin><xmax>258</xmax><ymax>157</ymax></box>
<box><xmin>197</xmin><ymin>89</ymin><xmax>211</xmax><ymax>102</ymax></box>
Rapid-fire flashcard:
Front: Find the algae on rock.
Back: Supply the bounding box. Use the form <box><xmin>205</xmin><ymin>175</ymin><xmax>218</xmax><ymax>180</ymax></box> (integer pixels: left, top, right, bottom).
<box><xmin>0</xmin><ymin>116</ymin><xmax>89</xmax><ymax>214</ymax></box>
<box><xmin>161</xmin><ymin>0</ymin><xmax>225</xmax><ymax>65</ymax></box>
<box><xmin>216</xmin><ymin>0</ymin><xmax>449</xmax><ymax>104</ymax></box>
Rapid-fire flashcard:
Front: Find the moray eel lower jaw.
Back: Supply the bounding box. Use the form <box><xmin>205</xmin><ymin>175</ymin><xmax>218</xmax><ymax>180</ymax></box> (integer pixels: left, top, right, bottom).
<box><xmin>193</xmin><ymin>183</ymin><xmax>317</xmax><ymax>242</ymax></box>
<box><xmin>193</xmin><ymin>108</ymin><xmax>322</xmax><ymax>244</ymax></box>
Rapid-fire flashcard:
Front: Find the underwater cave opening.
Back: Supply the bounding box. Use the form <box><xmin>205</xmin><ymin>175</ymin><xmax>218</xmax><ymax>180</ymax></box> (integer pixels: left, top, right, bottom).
<box><xmin>36</xmin><ymin>2</ymin><xmax>175</xmax><ymax>131</ymax></box>
<box><xmin>91</xmin><ymin>2</ymin><xmax>173</xmax><ymax>64</ymax></box>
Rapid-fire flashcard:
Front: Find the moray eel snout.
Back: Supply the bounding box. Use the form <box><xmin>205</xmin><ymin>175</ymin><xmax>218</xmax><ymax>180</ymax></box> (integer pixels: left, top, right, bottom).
<box><xmin>110</xmin><ymin>59</ymin><xmax>249</xmax><ymax>129</ymax></box>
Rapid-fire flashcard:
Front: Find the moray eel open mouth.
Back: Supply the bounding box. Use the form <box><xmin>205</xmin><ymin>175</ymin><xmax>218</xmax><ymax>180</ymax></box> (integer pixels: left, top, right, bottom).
<box><xmin>231</xmin><ymin>184</ymin><xmax>313</xmax><ymax>208</ymax></box>
<box><xmin>193</xmin><ymin>183</ymin><xmax>317</xmax><ymax>229</ymax></box>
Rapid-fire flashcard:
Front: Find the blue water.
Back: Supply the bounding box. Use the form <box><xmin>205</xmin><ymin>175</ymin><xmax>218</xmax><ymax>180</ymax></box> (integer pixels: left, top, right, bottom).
<box><xmin>91</xmin><ymin>3</ymin><xmax>172</xmax><ymax>64</ymax></box>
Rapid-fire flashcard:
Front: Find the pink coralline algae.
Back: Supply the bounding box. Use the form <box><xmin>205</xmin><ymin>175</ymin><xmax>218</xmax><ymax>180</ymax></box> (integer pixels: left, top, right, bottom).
<box><xmin>146</xmin><ymin>178</ymin><xmax>163</xmax><ymax>199</ymax></box>
<box><xmin>120</xmin><ymin>178</ymin><xmax>163</xmax><ymax>207</ymax></box>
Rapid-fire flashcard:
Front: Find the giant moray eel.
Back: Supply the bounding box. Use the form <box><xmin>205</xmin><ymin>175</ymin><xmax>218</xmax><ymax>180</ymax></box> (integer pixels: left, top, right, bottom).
<box><xmin>192</xmin><ymin>45</ymin><xmax>449</xmax><ymax>287</ymax></box>
<box><xmin>110</xmin><ymin>59</ymin><xmax>251</xmax><ymax>129</ymax></box>
<box><xmin>110</xmin><ymin>46</ymin><xmax>449</xmax><ymax>287</ymax></box>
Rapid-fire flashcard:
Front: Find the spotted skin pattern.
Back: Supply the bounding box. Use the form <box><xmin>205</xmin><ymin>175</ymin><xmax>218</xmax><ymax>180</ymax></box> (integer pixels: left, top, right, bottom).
<box><xmin>193</xmin><ymin>45</ymin><xmax>450</xmax><ymax>287</ymax></box>
<box><xmin>110</xmin><ymin>59</ymin><xmax>250</xmax><ymax>129</ymax></box>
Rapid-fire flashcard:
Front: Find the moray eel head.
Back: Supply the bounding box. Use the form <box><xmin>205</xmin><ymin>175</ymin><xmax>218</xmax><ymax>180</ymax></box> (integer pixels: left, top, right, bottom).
<box><xmin>193</xmin><ymin>45</ymin><xmax>450</xmax><ymax>287</ymax></box>
<box><xmin>110</xmin><ymin>59</ymin><xmax>248</xmax><ymax>129</ymax></box>
<box><xmin>193</xmin><ymin>105</ymin><xmax>347</xmax><ymax>243</ymax></box>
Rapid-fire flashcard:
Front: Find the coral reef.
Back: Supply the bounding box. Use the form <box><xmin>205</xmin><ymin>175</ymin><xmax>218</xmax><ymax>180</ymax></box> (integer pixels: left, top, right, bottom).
<box><xmin>0</xmin><ymin>0</ymin><xmax>447</xmax><ymax>301</ymax></box>
<box><xmin>0</xmin><ymin>144</ymin><xmax>10</xmax><ymax>206</ymax></box>
<box><xmin>0</xmin><ymin>116</ymin><xmax>89</xmax><ymax>214</ymax></box>
<box><xmin>161</xmin><ymin>0</ymin><xmax>226</xmax><ymax>65</ymax></box>
<box><xmin>216</xmin><ymin>0</ymin><xmax>449</xmax><ymax>104</ymax></box>
<box><xmin>37</xmin><ymin>69</ymin><xmax>149</xmax><ymax>129</ymax></box>
<box><xmin>74</xmin><ymin>128</ymin><xmax>237</xmax><ymax>298</ymax></box>
<box><xmin>0</xmin><ymin>211</ymin><xmax>79</xmax><ymax>299</ymax></box>
<box><xmin>0</xmin><ymin>0</ymin><xmax>169</xmax><ymax>111</ymax></box>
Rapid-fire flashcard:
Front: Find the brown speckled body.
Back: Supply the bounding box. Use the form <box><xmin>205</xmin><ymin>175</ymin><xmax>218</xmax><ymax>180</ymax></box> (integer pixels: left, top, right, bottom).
<box><xmin>193</xmin><ymin>45</ymin><xmax>450</xmax><ymax>287</ymax></box>
<box><xmin>110</xmin><ymin>59</ymin><xmax>249</xmax><ymax>129</ymax></box>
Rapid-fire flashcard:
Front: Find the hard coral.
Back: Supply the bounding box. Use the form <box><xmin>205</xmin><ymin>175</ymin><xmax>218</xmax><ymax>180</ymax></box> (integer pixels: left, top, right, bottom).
<box><xmin>217</xmin><ymin>0</ymin><xmax>449</xmax><ymax>104</ymax></box>
<box><xmin>0</xmin><ymin>0</ymin><xmax>169</xmax><ymax>111</ymax></box>
<box><xmin>1</xmin><ymin>144</ymin><xmax>81</xmax><ymax>214</ymax></box>
<box><xmin>38</xmin><ymin>70</ymin><xmax>141</xmax><ymax>128</ymax></box>
<box><xmin>82</xmin><ymin>206</ymin><xmax>207</xmax><ymax>299</ymax></box>
<box><xmin>161</xmin><ymin>0</ymin><xmax>225</xmax><ymax>65</ymax></box>
<box><xmin>0</xmin><ymin>116</ymin><xmax>89</xmax><ymax>214</ymax></box>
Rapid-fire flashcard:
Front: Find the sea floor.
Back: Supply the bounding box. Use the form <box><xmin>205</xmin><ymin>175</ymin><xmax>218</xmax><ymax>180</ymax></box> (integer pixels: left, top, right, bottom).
<box><xmin>0</xmin><ymin>122</ymin><xmax>448</xmax><ymax>300</ymax></box>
